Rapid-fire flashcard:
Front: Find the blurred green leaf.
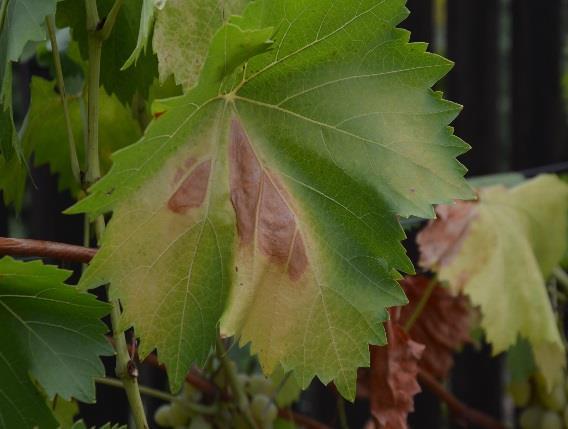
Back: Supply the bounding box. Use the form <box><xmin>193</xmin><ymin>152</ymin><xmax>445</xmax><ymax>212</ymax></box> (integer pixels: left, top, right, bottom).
<box><xmin>0</xmin><ymin>257</ymin><xmax>112</xmax><ymax>428</ymax></box>
<box><xmin>22</xmin><ymin>76</ymin><xmax>141</xmax><ymax>196</ymax></box>
<box><xmin>57</xmin><ymin>0</ymin><xmax>158</xmax><ymax>104</ymax></box>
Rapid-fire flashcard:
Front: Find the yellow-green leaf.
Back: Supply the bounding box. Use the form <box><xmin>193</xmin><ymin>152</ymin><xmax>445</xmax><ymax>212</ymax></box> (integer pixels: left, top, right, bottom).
<box><xmin>418</xmin><ymin>175</ymin><xmax>568</xmax><ymax>389</ymax></box>
<box><xmin>71</xmin><ymin>0</ymin><xmax>472</xmax><ymax>400</ymax></box>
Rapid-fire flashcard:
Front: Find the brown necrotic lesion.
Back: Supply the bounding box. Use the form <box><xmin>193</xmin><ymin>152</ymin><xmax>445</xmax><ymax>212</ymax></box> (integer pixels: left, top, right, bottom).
<box><xmin>167</xmin><ymin>159</ymin><xmax>212</xmax><ymax>214</ymax></box>
<box><xmin>229</xmin><ymin>118</ymin><xmax>308</xmax><ymax>281</ymax></box>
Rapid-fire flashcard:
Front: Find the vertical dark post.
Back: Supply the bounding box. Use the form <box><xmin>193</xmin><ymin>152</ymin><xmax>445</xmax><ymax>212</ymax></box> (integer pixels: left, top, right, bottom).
<box><xmin>511</xmin><ymin>0</ymin><xmax>568</xmax><ymax>169</ymax></box>
<box><xmin>446</xmin><ymin>0</ymin><xmax>504</xmax><ymax>175</ymax></box>
<box><xmin>405</xmin><ymin>0</ymin><xmax>433</xmax><ymax>43</ymax></box>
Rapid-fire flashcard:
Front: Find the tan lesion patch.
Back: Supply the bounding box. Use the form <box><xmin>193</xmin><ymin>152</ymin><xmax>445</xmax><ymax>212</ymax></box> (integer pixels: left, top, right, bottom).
<box><xmin>229</xmin><ymin>118</ymin><xmax>308</xmax><ymax>281</ymax></box>
<box><xmin>167</xmin><ymin>159</ymin><xmax>212</xmax><ymax>214</ymax></box>
<box><xmin>416</xmin><ymin>200</ymin><xmax>479</xmax><ymax>270</ymax></box>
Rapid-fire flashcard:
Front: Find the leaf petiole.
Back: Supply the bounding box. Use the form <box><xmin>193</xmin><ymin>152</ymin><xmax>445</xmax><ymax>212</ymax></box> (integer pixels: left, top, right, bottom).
<box><xmin>94</xmin><ymin>377</ymin><xmax>220</xmax><ymax>415</ymax></box>
<box><xmin>403</xmin><ymin>276</ymin><xmax>438</xmax><ymax>332</ymax></box>
<box><xmin>84</xmin><ymin>0</ymin><xmax>148</xmax><ymax>427</ymax></box>
<box><xmin>216</xmin><ymin>337</ymin><xmax>259</xmax><ymax>429</ymax></box>
<box><xmin>45</xmin><ymin>15</ymin><xmax>81</xmax><ymax>186</ymax></box>
<box><xmin>98</xmin><ymin>0</ymin><xmax>124</xmax><ymax>41</ymax></box>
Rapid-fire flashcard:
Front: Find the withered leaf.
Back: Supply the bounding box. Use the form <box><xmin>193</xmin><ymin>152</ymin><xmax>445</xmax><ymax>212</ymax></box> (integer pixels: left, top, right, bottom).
<box><xmin>369</xmin><ymin>322</ymin><xmax>424</xmax><ymax>429</ymax></box>
<box><xmin>416</xmin><ymin>176</ymin><xmax>568</xmax><ymax>389</ymax></box>
<box><xmin>398</xmin><ymin>275</ymin><xmax>470</xmax><ymax>380</ymax></box>
<box><xmin>417</xmin><ymin>200</ymin><xmax>478</xmax><ymax>272</ymax></box>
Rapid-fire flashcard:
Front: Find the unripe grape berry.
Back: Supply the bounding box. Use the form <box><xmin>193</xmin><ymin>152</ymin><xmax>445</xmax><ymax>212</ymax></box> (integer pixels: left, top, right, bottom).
<box><xmin>234</xmin><ymin>415</ymin><xmax>251</xmax><ymax>429</ymax></box>
<box><xmin>508</xmin><ymin>380</ymin><xmax>531</xmax><ymax>407</ymax></box>
<box><xmin>237</xmin><ymin>374</ymin><xmax>250</xmax><ymax>388</ymax></box>
<box><xmin>188</xmin><ymin>416</ymin><xmax>212</xmax><ymax>429</ymax></box>
<box><xmin>541</xmin><ymin>410</ymin><xmax>562</xmax><ymax>429</ymax></box>
<box><xmin>168</xmin><ymin>400</ymin><xmax>191</xmax><ymax>426</ymax></box>
<box><xmin>183</xmin><ymin>382</ymin><xmax>196</xmax><ymax>397</ymax></box>
<box><xmin>263</xmin><ymin>403</ymin><xmax>278</xmax><ymax>422</ymax></box>
<box><xmin>154</xmin><ymin>404</ymin><xmax>172</xmax><ymax>427</ymax></box>
<box><xmin>251</xmin><ymin>394</ymin><xmax>277</xmax><ymax>422</ymax></box>
<box><xmin>249</xmin><ymin>374</ymin><xmax>274</xmax><ymax>396</ymax></box>
<box><xmin>519</xmin><ymin>405</ymin><xmax>544</xmax><ymax>429</ymax></box>
<box><xmin>259</xmin><ymin>421</ymin><xmax>274</xmax><ymax>429</ymax></box>
<box><xmin>538</xmin><ymin>383</ymin><xmax>566</xmax><ymax>412</ymax></box>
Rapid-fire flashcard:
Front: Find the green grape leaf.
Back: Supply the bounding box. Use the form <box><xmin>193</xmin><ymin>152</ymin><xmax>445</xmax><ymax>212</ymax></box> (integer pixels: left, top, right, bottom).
<box><xmin>0</xmin><ymin>68</ymin><xmax>29</xmax><ymax>210</ymax></box>
<box><xmin>50</xmin><ymin>396</ymin><xmax>79</xmax><ymax>429</ymax></box>
<box><xmin>0</xmin><ymin>70</ymin><xmax>26</xmax><ymax>208</ymax></box>
<box><xmin>71</xmin><ymin>0</ymin><xmax>472</xmax><ymax>399</ymax></box>
<box><xmin>122</xmin><ymin>0</ymin><xmax>155</xmax><ymax>70</ymax></box>
<box><xmin>23</xmin><ymin>76</ymin><xmax>141</xmax><ymax>195</ymax></box>
<box><xmin>418</xmin><ymin>174</ymin><xmax>568</xmax><ymax>389</ymax></box>
<box><xmin>152</xmin><ymin>0</ymin><xmax>248</xmax><ymax>90</ymax></box>
<box><xmin>0</xmin><ymin>0</ymin><xmax>58</xmax><ymax>104</ymax></box>
<box><xmin>0</xmin><ymin>0</ymin><xmax>58</xmax><ymax>66</ymax></box>
<box><xmin>57</xmin><ymin>0</ymin><xmax>158</xmax><ymax>104</ymax></box>
<box><xmin>507</xmin><ymin>337</ymin><xmax>536</xmax><ymax>383</ymax></box>
<box><xmin>0</xmin><ymin>0</ymin><xmax>59</xmax><ymax>206</ymax></box>
<box><xmin>0</xmin><ymin>257</ymin><xmax>112</xmax><ymax>428</ymax></box>
<box><xmin>0</xmin><ymin>71</ymin><xmax>18</xmax><ymax>162</ymax></box>
<box><xmin>270</xmin><ymin>367</ymin><xmax>301</xmax><ymax>407</ymax></box>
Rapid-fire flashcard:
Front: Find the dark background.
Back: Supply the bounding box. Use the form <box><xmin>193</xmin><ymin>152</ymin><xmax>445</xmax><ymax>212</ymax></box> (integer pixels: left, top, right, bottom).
<box><xmin>3</xmin><ymin>0</ymin><xmax>568</xmax><ymax>428</ymax></box>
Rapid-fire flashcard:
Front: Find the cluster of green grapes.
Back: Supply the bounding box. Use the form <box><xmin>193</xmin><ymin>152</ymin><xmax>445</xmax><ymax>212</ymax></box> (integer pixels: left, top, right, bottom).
<box><xmin>153</xmin><ymin>383</ymin><xmax>209</xmax><ymax>429</ymax></box>
<box><xmin>510</xmin><ymin>374</ymin><xmax>568</xmax><ymax>429</ymax></box>
<box><xmin>153</xmin><ymin>364</ymin><xmax>279</xmax><ymax>429</ymax></box>
<box><xmin>237</xmin><ymin>372</ymin><xmax>279</xmax><ymax>428</ymax></box>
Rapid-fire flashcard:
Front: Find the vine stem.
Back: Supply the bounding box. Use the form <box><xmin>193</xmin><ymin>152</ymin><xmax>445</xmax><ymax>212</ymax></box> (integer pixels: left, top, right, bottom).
<box><xmin>0</xmin><ymin>0</ymin><xmax>9</xmax><ymax>31</ymax></box>
<box><xmin>216</xmin><ymin>337</ymin><xmax>258</xmax><ymax>429</ymax></box>
<box><xmin>403</xmin><ymin>276</ymin><xmax>437</xmax><ymax>332</ymax></box>
<box><xmin>95</xmin><ymin>377</ymin><xmax>219</xmax><ymax>415</ymax></box>
<box><xmin>45</xmin><ymin>15</ymin><xmax>81</xmax><ymax>185</ymax></box>
<box><xmin>417</xmin><ymin>369</ymin><xmax>505</xmax><ymax>429</ymax></box>
<box><xmin>0</xmin><ymin>237</ymin><xmax>507</xmax><ymax>429</ymax></box>
<box><xmin>98</xmin><ymin>0</ymin><xmax>124</xmax><ymax>40</ymax></box>
<box><xmin>336</xmin><ymin>395</ymin><xmax>349</xmax><ymax>429</ymax></box>
<box><xmin>84</xmin><ymin>0</ymin><xmax>148</xmax><ymax>427</ymax></box>
<box><xmin>0</xmin><ymin>237</ymin><xmax>96</xmax><ymax>262</ymax></box>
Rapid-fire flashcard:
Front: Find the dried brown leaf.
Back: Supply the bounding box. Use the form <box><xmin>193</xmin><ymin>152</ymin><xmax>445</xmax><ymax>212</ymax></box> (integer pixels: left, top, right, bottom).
<box><xmin>369</xmin><ymin>322</ymin><xmax>424</xmax><ymax>429</ymax></box>
<box><xmin>398</xmin><ymin>276</ymin><xmax>471</xmax><ymax>379</ymax></box>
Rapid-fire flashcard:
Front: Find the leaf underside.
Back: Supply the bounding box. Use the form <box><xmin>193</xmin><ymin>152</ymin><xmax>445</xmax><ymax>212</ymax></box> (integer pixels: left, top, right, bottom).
<box><xmin>71</xmin><ymin>0</ymin><xmax>472</xmax><ymax>399</ymax></box>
